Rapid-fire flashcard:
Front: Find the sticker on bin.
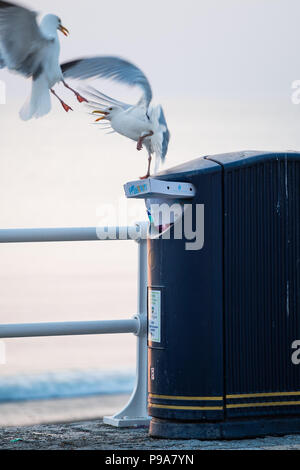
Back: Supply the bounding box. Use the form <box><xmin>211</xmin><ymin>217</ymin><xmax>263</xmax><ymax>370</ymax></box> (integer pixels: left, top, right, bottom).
<box><xmin>148</xmin><ymin>289</ymin><xmax>161</xmax><ymax>343</ymax></box>
<box><xmin>124</xmin><ymin>178</ymin><xmax>196</xmax><ymax>199</ymax></box>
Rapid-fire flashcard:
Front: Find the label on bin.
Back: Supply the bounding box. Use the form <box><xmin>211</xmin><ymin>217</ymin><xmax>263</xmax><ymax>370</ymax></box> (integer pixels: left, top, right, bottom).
<box><xmin>148</xmin><ymin>290</ymin><xmax>161</xmax><ymax>343</ymax></box>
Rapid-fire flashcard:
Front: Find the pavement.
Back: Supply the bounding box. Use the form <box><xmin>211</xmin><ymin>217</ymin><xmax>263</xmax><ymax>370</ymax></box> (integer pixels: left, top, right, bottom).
<box><xmin>2</xmin><ymin>420</ymin><xmax>300</xmax><ymax>450</ymax></box>
<box><xmin>1</xmin><ymin>395</ymin><xmax>300</xmax><ymax>450</ymax></box>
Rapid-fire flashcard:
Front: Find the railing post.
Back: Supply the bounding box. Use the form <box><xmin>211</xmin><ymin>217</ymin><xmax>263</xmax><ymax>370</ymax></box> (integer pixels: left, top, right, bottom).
<box><xmin>103</xmin><ymin>222</ymin><xmax>150</xmax><ymax>427</ymax></box>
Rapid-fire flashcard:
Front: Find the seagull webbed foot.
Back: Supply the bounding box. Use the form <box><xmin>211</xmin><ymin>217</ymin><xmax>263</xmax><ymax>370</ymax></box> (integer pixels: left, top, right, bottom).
<box><xmin>62</xmin><ymin>81</ymin><xmax>88</xmax><ymax>104</ymax></box>
<box><xmin>51</xmin><ymin>89</ymin><xmax>73</xmax><ymax>113</ymax></box>
<box><xmin>61</xmin><ymin>102</ymin><xmax>73</xmax><ymax>113</ymax></box>
<box><xmin>75</xmin><ymin>93</ymin><xmax>88</xmax><ymax>104</ymax></box>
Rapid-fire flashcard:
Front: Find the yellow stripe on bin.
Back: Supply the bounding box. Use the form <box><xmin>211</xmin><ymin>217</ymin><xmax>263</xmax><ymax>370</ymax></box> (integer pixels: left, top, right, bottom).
<box><xmin>150</xmin><ymin>404</ymin><xmax>224</xmax><ymax>411</ymax></box>
<box><xmin>227</xmin><ymin>391</ymin><xmax>300</xmax><ymax>399</ymax></box>
<box><xmin>227</xmin><ymin>400</ymin><xmax>300</xmax><ymax>409</ymax></box>
<box><xmin>149</xmin><ymin>393</ymin><xmax>223</xmax><ymax>401</ymax></box>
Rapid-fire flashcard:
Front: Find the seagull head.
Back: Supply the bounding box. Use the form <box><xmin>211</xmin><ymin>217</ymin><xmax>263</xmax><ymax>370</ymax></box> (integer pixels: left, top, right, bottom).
<box><xmin>92</xmin><ymin>106</ymin><xmax>120</xmax><ymax>122</ymax></box>
<box><xmin>40</xmin><ymin>14</ymin><xmax>69</xmax><ymax>38</ymax></box>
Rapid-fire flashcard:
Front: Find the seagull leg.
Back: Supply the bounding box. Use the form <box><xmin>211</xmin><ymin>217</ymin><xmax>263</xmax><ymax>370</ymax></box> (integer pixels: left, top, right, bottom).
<box><xmin>137</xmin><ymin>131</ymin><xmax>154</xmax><ymax>151</ymax></box>
<box><xmin>140</xmin><ymin>153</ymin><xmax>152</xmax><ymax>180</ymax></box>
<box><xmin>137</xmin><ymin>137</ymin><xmax>144</xmax><ymax>151</ymax></box>
<box><xmin>62</xmin><ymin>81</ymin><xmax>88</xmax><ymax>103</ymax></box>
<box><xmin>51</xmin><ymin>89</ymin><xmax>73</xmax><ymax>113</ymax></box>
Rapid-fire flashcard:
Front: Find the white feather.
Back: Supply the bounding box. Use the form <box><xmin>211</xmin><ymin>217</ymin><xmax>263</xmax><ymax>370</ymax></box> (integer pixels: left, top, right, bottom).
<box><xmin>19</xmin><ymin>74</ymin><xmax>51</xmax><ymax>121</ymax></box>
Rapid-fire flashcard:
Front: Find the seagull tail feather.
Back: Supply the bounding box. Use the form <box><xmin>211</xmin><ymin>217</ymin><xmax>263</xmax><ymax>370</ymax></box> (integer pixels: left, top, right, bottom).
<box><xmin>19</xmin><ymin>75</ymin><xmax>51</xmax><ymax>121</ymax></box>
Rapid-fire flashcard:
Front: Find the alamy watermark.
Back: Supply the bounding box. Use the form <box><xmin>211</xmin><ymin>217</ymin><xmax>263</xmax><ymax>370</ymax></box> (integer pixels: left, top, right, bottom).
<box><xmin>291</xmin><ymin>340</ymin><xmax>300</xmax><ymax>365</ymax></box>
<box><xmin>149</xmin><ymin>203</ymin><xmax>205</xmax><ymax>251</ymax></box>
<box><xmin>96</xmin><ymin>199</ymin><xmax>205</xmax><ymax>251</ymax></box>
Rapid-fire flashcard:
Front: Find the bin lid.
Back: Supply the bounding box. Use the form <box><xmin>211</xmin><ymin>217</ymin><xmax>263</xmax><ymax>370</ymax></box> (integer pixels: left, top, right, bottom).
<box><xmin>205</xmin><ymin>150</ymin><xmax>300</xmax><ymax>169</ymax></box>
<box><xmin>156</xmin><ymin>150</ymin><xmax>300</xmax><ymax>178</ymax></box>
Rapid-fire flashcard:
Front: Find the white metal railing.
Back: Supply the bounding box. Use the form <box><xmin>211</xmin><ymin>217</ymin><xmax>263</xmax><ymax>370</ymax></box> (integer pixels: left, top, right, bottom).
<box><xmin>0</xmin><ymin>222</ymin><xmax>150</xmax><ymax>427</ymax></box>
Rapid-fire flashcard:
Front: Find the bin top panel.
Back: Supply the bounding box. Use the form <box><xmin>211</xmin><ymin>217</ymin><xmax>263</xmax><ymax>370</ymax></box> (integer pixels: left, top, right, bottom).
<box><xmin>157</xmin><ymin>155</ymin><xmax>221</xmax><ymax>179</ymax></box>
<box><xmin>158</xmin><ymin>150</ymin><xmax>300</xmax><ymax>178</ymax></box>
<box><xmin>206</xmin><ymin>150</ymin><xmax>300</xmax><ymax>169</ymax></box>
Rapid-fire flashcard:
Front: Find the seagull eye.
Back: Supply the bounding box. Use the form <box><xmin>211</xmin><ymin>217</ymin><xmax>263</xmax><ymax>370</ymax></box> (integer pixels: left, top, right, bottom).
<box><xmin>109</xmin><ymin>108</ymin><xmax>113</xmax><ymax>111</ymax></box>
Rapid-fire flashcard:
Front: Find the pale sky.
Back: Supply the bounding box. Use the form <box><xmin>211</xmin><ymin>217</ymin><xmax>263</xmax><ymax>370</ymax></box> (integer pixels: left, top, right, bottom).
<box><xmin>2</xmin><ymin>0</ymin><xmax>300</xmax><ymax>101</ymax></box>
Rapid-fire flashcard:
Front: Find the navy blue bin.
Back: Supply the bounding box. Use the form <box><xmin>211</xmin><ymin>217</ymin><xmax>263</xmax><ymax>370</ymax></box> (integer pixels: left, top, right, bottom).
<box><xmin>147</xmin><ymin>151</ymin><xmax>300</xmax><ymax>439</ymax></box>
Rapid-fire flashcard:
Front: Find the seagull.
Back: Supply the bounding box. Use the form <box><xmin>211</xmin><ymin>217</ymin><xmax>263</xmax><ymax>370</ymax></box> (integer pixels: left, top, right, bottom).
<box><xmin>0</xmin><ymin>0</ymin><xmax>87</xmax><ymax>120</ymax></box>
<box><xmin>61</xmin><ymin>56</ymin><xmax>170</xmax><ymax>179</ymax></box>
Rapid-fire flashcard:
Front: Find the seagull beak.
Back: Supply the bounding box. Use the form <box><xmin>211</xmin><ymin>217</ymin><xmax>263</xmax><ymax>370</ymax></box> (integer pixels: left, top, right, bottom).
<box><xmin>93</xmin><ymin>110</ymin><xmax>109</xmax><ymax>121</ymax></box>
<box><xmin>58</xmin><ymin>25</ymin><xmax>69</xmax><ymax>37</ymax></box>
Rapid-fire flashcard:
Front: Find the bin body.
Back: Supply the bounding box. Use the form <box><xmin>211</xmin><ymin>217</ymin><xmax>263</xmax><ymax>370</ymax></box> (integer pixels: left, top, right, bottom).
<box><xmin>148</xmin><ymin>151</ymin><xmax>300</xmax><ymax>439</ymax></box>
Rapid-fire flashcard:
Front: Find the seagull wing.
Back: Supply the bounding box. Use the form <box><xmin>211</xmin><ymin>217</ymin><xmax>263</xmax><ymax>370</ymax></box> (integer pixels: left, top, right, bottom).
<box><xmin>157</xmin><ymin>106</ymin><xmax>170</xmax><ymax>163</ymax></box>
<box><xmin>0</xmin><ymin>51</ymin><xmax>5</xmax><ymax>68</ymax></box>
<box><xmin>61</xmin><ymin>56</ymin><xmax>153</xmax><ymax>108</ymax></box>
<box><xmin>83</xmin><ymin>85</ymin><xmax>132</xmax><ymax>111</ymax></box>
<box><xmin>0</xmin><ymin>1</ymin><xmax>49</xmax><ymax>77</ymax></box>
<box><xmin>149</xmin><ymin>104</ymin><xmax>170</xmax><ymax>169</ymax></box>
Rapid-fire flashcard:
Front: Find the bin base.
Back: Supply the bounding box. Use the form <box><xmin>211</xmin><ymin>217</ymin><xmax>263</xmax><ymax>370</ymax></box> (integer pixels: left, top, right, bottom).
<box><xmin>149</xmin><ymin>416</ymin><xmax>300</xmax><ymax>440</ymax></box>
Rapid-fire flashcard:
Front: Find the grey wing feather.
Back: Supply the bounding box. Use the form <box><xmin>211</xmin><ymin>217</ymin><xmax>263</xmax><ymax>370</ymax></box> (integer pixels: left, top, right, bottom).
<box><xmin>158</xmin><ymin>106</ymin><xmax>170</xmax><ymax>162</ymax></box>
<box><xmin>0</xmin><ymin>1</ymin><xmax>48</xmax><ymax>77</ymax></box>
<box><xmin>0</xmin><ymin>52</ymin><xmax>4</xmax><ymax>68</ymax></box>
<box><xmin>61</xmin><ymin>56</ymin><xmax>153</xmax><ymax>107</ymax></box>
<box><xmin>83</xmin><ymin>85</ymin><xmax>131</xmax><ymax>111</ymax></box>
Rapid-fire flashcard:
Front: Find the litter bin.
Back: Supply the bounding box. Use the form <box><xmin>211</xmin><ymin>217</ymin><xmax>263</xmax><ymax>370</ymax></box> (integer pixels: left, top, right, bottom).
<box><xmin>126</xmin><ymin>150</ymin><xmax>300</xmax><ymax>439</ymax></box>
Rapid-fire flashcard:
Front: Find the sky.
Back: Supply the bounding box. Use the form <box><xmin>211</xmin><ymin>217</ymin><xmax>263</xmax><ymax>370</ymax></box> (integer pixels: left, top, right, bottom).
<box><xmin>1</xmin><ymin>0</ymin><xmax>300</xmax><ymax>375</ymax></box>
<box><xmin>2</xmin><ymin>0</ymin><xmax>300</xmax><ymax>101</ymax></box>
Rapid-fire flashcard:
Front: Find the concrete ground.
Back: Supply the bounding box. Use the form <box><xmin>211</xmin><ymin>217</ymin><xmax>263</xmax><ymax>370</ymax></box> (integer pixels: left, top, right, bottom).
<box><xmin>1</xmin><ymin>395</ymin><xmax>300</xmax><ymax>450</ymax></box>
<box><xmin>2</xmin><ymin>421</ymin><xmax>300</xmax><ymax>450</ymax></box>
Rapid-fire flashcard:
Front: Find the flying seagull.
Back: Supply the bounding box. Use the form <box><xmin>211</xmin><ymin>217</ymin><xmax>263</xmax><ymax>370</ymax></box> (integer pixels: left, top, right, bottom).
<box><xmin>0</xmin><ymin>0</ymin><xmax>87</xmax><ymax>120</ymax></box>
<box><xmin>61</xmin><ymin>56</ymin><xmax>170</xmax><ymax>179</ymax></box>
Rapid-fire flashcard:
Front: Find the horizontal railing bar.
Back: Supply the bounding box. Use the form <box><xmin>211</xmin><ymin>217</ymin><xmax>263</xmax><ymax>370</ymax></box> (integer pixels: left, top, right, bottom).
<box><xmin>0</xmin><ymin>319</ymin><xmax>139</xmax><ymax>338</ymax></box>
<box><xmin>0</xmin><ymin>226</ymin><xmax>143</xmax><ymax>244</ymax></box>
